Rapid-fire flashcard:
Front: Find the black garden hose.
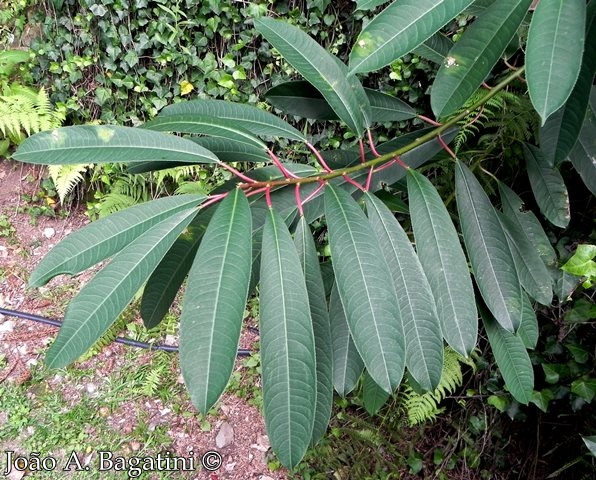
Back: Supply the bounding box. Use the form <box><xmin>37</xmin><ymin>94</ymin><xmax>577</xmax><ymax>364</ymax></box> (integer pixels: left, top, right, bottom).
<box><xmin>0</xmin><ymin>307</ymin><xmax>254</xmax><ymax>357</ymax></box>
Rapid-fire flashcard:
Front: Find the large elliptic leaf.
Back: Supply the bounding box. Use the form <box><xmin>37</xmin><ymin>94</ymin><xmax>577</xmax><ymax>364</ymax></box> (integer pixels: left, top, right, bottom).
<box><xmin>265</xmin><ymin>81</ymin><xmax>415</xmax><ymax>122</ymax></box>
<box><xmin>364</xmin><ymin>192</ymin><xmax>443</xmax><ymax>391</ymax></box>
<box><xmin>179</xmin><ymin>190</ymin><xmax>252</xmax><ymax>413</ymax></box>
<box><xmin>499</xmin><ymin>213</ymin><xmax>553</xmax><ymax>305</ymax></box>
<box><xmin>329</xmin><ymin>282</ymin><xmax>364</xmax><ymax>397</ymax></box>
<box><xmin>29</xmin><ymin>194</ymin><xmax>206</xmax><ymax>288</ymax></box>
<box><xmin>539</xmin><ymin>1</ymin><xmax>596</xmax><ymax>165</ymax></box>
<box><xmin>254</xmin><ymin>17</ymin><xmax>370</xmax><ymax>137</ymax></box>
<box><xmin>498</xmin><ymin>183</ymin><xmax>557</xmax><ymax>268</ymax></box>
<box><xmin>325</xmin><ymin>184</ymin><xmax>405</xmax><ymax>394</ymax></box>
<box><xmin>523</xmin><ymin>143</ymin><xmax>570</xmax><ymax>228</ymax></box>
<box><xmin>480</xmin><ymin>304</ymin><xmax>534</xmax><ymax>404</ymax></box>
<box><xmin>455</xmin><ymin>160</ymin><xmax>523</xmax><ymax>332</ymax></box>
<box><xmin>568</xmin><ymin>88</ymin><xmax>596</xmax><ymax>196</ymax></box>
<box><xmin>45</xmin><ymin>208</ymin><xmax>199</xmax><ymax>368</ymax></box>
<box><xmin>294</xmin><ymin>216</ymin><xmax>333</xmax><ymax>447</ymax></box>
<box><xmin>348</xmin><ymin>0</ymin><xmax>475</xmax><ymax>74</ymax></box>
<box><xmin>141</xmin><ymin>210</ymin><xmax>212</xmax><ymax>329</ymax></box>
<box><xmin>158</xmin><ymin>98</ymin><xmax>306</xmax><ymax>142</ymax></box>
<box><xmin>412</xmin><ymin>33</ymin><xmax>454</xmax><ymax>64</ymax></box>
<box><xmin>407</xmin><ymin>169</ymin><xmax>477</xmax><ymax>357</ymax></box>
<box><xmin>526</xmin><ymin>0</ymin><xmax>586</xmax><ymax>124</ymax></box>
<box><xmin>431</xmin><ymin>0</ymin><xmax>532</xmax><ymax>119</ymax></box>
<box><xmin>362</xmin><ymin>371</ymin><xmax>391</xmax><ymax>416</ymax></box>
<box><xmin>142</xmin><ymin>114</ymin><xmax>267</xmax><ymax>149</ymax></box>
<box><xmin>516</xmin><ymin>294</ymin><xmax>539</xmax><ymax>350</ymax></box>
<box><xmin>260</xmin><ymin>207</ymin><xmax>316</xmax><ymax>469</ymax></box>
<box><xmin>12</xmin><ymin>125</ymin><xmax>219</xmax><ymax>165</ymax></box>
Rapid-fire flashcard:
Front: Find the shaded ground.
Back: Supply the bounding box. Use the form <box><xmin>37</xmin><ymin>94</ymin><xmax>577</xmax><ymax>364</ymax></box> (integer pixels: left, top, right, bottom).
<box><xmin>0</xmin><ymin>159</ymin><xmax>288</xmax><ymax>479</ymax></box>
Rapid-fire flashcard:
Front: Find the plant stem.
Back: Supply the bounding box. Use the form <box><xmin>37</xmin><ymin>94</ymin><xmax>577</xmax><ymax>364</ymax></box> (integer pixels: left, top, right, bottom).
<box><xmin>239</xmin><ymin>67</ymin><xmax>525</xmax><ymax>190</ymax></box>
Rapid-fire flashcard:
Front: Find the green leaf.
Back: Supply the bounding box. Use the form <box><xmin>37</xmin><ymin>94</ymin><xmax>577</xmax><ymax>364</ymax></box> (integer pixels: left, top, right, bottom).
<box><xmin>12</xmin><ymin>125</ymin><xmax>219</xmax><ymax>165</ymax></box>
<box><xmin>530</xmin><ymin>389</ymin><xmax>554</xmax><ymax>412</ymax></box>
<box><xmin>561</xmin><ymin>244</ymin><xmax>596</xmax><ymax>279</ymax></box>
<box><xmin>499</xmin><ymin>213</ymin><xmax>553</xmax><ymax>305</ymax></box>
<box><xmin>190</xmin><ymin>137</ymin><xmax>271</xmax><ymax>163</ymax></box>
<box><xmin>325</xmin><ymin>184</ymin><xmax>405</xmax><ymax>393</ymax></box>
<box><xmin>141</xmin><ymin>210</ymin><xmax>212</xmax><ymax>329</ymax></box>
<box><xmin>329</xmin><ymin>282</ymin><xmax>364</xmax><ymax>397</ymax></box>
<box><xmin>480</xmin><ymin>304</ymin><xmax>534</xmax><ymax>404</ymax></box>
<box><xmin>407</xmin><ymin>169</ymin><xmax>477</xmax><ymax>357</ymax></box>
<box><xmin>455</xmin><ymin>160</ymin><xmax>523</xmax><ymax>332</ymax></box>
<box><xmin>142</xmin><ymin>114</ymin><xmax>267</xmax><ymax>150</ymax></box>
<box><xmin>365</xmin><ymin>192</ymin><xmax>443</xmax><ymax>391</ymax></box>
<box><xmin>582</xmin><ymin>436</ymin><xmax>596</xmax><ymax>457</ymax></box>
<box><xmin>29</xmin><ymin>195</ymin><xmax>206</xmax><ymax>288</ymax></box>
<box><xmin>498</xmin><ymin>183</ymin><xmax>558</xmax><ymax>268</ymax></box>
<box><xmin>568</xmin><ymin>87</ymin><xmax>596</xmax><ymax>196</ymax></box>
<box><xmin>516</xmin><ymin>295</ymin><xmax>539</xmax><ymax>350</ymax></box>
<box><xmin>45</xmin><ymin>208</ymin><xmax>199</xmax><ymax>368</ymax></box>
<box><xmin>159</xmin><ymin>98</ymin><xmax>305</xmax><ymax>142</ymax></box>
<box><xmin>526</xmin><ymin>0</ymin><xmax>586</xmax><ymax>124</ymax></box>
<box><xmin>412</xmin><ymin>33</ymin><xmax>454</xmax><ymax>64</ymax></box>
<box><xmin>265</xmin><ymin>81</ymin><xmax>415</xmax><ymax>123</ymax></box>
<box><xmin>540</xmin><ymin>0</ymin><xmax>596</xmax><ymax>165</ymax></box>
<box><xmin>362</xmin><ymin>371</ymin><xmax>391</xmax><ymax>415</ymax></box>
<box><xmin>294</xmin><ymin>216</ymin><xmax>333</xmax><ymax>447</ymax></box>
<box><xmin>355</xmin><ymin>0</ymin><xmax>389</xmax><ymax>11</ymax></box>
<box><xmin>565</xmin><ymin>298</ymin><xmax>596</xmax><ymax>323</ymax></box>
<box><xmin>431</xmin><ymin>0</ymin><xmax>532</xmax><ymax>118</ymax></box>
<box><xmin>349</xmin><ymin>0</ymin><xmax>475</xmax><ymax>74</ymax></box>
<box><xmin>179</xmin><ymin>190</ymin><xmax>252</xmax><ymax>413</ymax></box>
<box><xmin>254</xmin><ymin>17</ymin><xmax>371</xmax><ymax>137</ymax></box>
<box><xmin>260</xmin><ymin>207</ymin><xmax>317</xmax><ymax>469</ymax></box>
<box><xmin>571</xmin><ymin>378</ymin><xmax>596</xmax><ymax>403</ymax></box>
<box><xmin>523</xmin><ymin>143</ymin><xmax>570</xmax><ymax>228</ymax></box>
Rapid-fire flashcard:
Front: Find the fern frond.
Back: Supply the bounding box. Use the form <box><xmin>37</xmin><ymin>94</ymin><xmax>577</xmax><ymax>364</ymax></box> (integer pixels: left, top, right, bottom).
<box><xmin>48</xmin><ymin>164</ymin><xmax>90</xmax><ymax>203</ymax></box>
<box><xmin>97</xmin><ymin>192</ymin><xmax>140</xmax><ymax>217</ymax></box>
<box><xmin>0</xmin><ymin>85</ymin><xmax>63</xmax><ymax>144</ymax></box>
<box><xmin>403</xmin><ymin>347</ymin><xmax>470</xmax><ymax>426</ymax></box>
<box><xmin>175</xmin><ymin>181</ymin><xmax>208</xmax><ymax>195</ymax></box>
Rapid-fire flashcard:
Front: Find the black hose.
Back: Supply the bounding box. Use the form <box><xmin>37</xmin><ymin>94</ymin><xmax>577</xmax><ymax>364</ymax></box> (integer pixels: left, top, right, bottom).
<box><xmin>0</xmin><ymin>308</ymin><xmax>254</xmax><ymax>357</ymax></box>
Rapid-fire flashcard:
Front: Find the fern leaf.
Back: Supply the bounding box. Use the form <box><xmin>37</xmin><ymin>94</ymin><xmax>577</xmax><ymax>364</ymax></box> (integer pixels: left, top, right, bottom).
<box><xmin>403</xmin><ymin>348</ymin><xmax>469</xmax><ymax>425</ymax></box>
<box><xmin>48</xmin><ymin>164</ymin><xmax>90</xmax><ymax>203</ymax></box>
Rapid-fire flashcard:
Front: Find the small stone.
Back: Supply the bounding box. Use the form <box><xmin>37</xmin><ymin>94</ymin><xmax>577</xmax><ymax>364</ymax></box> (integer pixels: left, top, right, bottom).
<box><xmin>0</xmin><ymin>320</ymin><xmax>15</xmax><ymax>333</ymax></box>
<box><xmin>0</xmin><ymin>245</ymin><xmax>7</xmax><ymax>258</ymax></box>
<box><xmin>216</xmin><ymin>421</ymin><xmax>234</xmax><ymax>448</ymax></box>
<box><xmin>86</xmin><ymin>383</ymin><xmax>97</xmax><ymax>394</ymax></box>
<box><xmin>43</xmin><ymin>227</ymin><xmax>55</xmax><ymax>238</ymax></box>
<box><xmin>260</xmin><ymin>476</ymin><xmax>275</xmax><ymax>480</ymax></box>
<box><xmin>130</xmin><ymin>441</ymin><xmax>141</xmax><ymax>451</ymax></box>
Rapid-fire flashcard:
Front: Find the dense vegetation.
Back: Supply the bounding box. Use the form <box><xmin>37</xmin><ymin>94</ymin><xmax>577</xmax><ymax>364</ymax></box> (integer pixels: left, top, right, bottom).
<box><xmin>2</xmin><ymin>0</ymin><xmax>595</xmax><ymax>477</ymax></box>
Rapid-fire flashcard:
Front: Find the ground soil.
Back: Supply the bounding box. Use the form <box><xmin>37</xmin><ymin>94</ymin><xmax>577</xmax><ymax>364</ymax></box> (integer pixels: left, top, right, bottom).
<box><xmin>0</xmin><ymin>159</ymin><xmax>289</xmax><ymax>480</ymax></box>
